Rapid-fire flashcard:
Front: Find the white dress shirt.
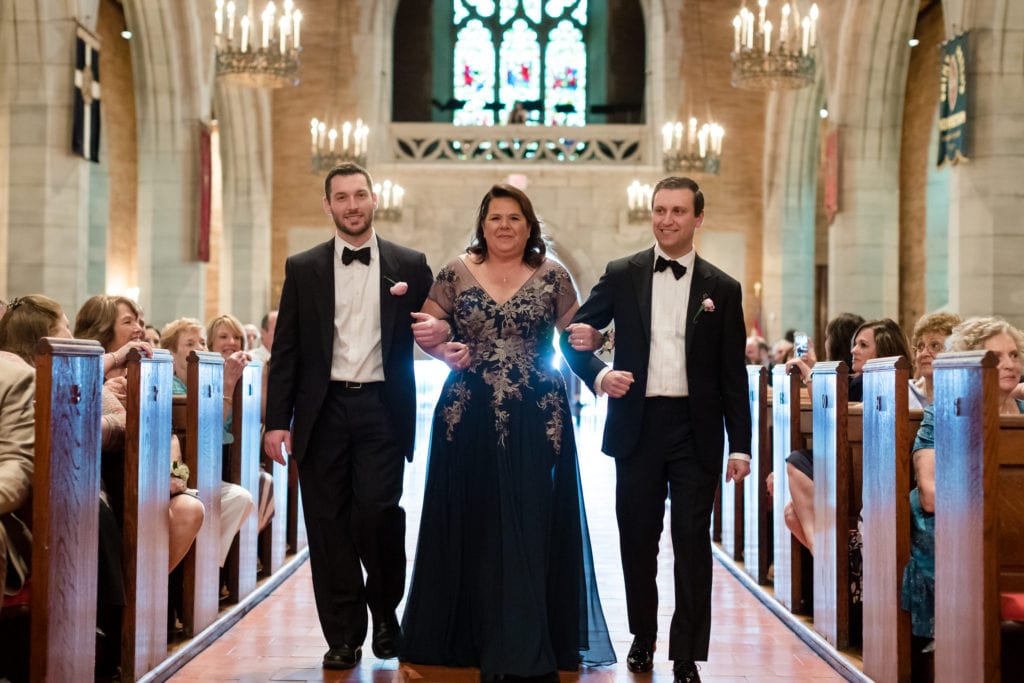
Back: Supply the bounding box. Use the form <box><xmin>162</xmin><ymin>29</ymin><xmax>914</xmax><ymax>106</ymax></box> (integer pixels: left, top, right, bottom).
<box><xmin>645</xmin><ymin>246</ymin><xmax>695</xmax><ymax>397</ymax></box>
<box><xmin>330</xmin><ymin>232</ymin><xmax>385</xmax><ymax>382</ymax></box>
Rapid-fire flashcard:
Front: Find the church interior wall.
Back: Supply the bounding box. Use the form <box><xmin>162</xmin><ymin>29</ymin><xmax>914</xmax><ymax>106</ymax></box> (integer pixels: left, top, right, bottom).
<box><xmin>2</xmin><ymin>0</ymin><xmax>1023</xmax><ymax>335</ymax></box>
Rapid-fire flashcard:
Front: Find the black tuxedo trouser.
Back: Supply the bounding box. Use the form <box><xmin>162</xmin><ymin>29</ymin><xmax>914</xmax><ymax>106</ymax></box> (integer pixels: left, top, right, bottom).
<box><xmin>298</xmin><ymin>383</ymin><xmax>406</xmax><ymax>648</ymax></box>
<box><xmin>614</xmin><ymin>397</ymin><xmax>720</xmax><ymax>662</ymax></box>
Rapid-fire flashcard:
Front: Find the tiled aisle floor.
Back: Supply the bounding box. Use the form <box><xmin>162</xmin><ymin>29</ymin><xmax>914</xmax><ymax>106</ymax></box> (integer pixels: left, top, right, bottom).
<box><xmin>171</xmin><ymin>377</ymin><xmax>844</xmax><ymax>682</ymax></box>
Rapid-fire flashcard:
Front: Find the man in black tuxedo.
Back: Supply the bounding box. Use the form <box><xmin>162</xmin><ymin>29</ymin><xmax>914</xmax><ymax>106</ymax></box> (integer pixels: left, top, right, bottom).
<box><xmin>264</xmin><ymin>163</ymin><xmax>440</xmax><ymax>670</ymax></box>
<box><xmin>560</xmin><ymin>176</ymin><xmax>751</xmax><ymax>683</ymax></box>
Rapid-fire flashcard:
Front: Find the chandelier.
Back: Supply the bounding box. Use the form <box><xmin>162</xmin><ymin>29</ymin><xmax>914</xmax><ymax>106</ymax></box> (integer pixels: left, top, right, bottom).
<box><xmin>662</xmin><ymin>118</ymin><xmax>724</xmax><ymax>174</ymax></box>
<box><xmin>731</xmin><ymin>1</ymin><xmax>818</xmax><ymax>91</ymax></box>
<box><xmin>626</xmin><ymin>180</ymin><xmax>653</xmax><ymax>224</ymax></box>
<box><xmin>310</xmin><ymin>119</ymin><xmax>369</xmax><ymax>172</ymax></box>
<box><xmin>374</xmin><ymin>180</ymin><xmax>405</xmax><ymax>222</ymax></box>
<box><xmin>214</xmin><ymin>0</ymin><xmax>302</xmax><ymax>88</ymax></box>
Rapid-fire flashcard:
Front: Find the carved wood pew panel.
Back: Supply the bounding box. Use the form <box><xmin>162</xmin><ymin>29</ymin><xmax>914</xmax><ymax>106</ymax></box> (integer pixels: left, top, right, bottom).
<box><xmin>30</xmin><ymin>338</ymin><xmax>104</xmax><ymax>682</ymax></box>
<box><xmin>225</xmin><ymin>360</ymin><xmax>261</xmax><ymax>602</ymax></box>
<box><xmin>259</xmin><ymin>358</ymin><xmax>288</xmax><ymax>574</ymax></box>
<box><xmin>743</xmin><ymin>365</ymin><xmax>771</xmax><ymax>584</ymax></box>
<box><xmin>772</xmin><ymin>364</ymin><xmax>806</xmax><ymax>612</ymax></box>
<box><xmin>933</xmin><ymin>350</ymin><xmax>1024</xmax><ymax>683</ymax></box>
<box><xmin>176</xmin><ymin>351</ymin><xmax>224</xmax><ymax>637</ymax></box>
<box><xmin>121</xmin><ymin>348</ymin><xmax>173</xmax><ymax>680</ymax></box>
<box><xmin>809</xmin><ymin>360</ymin><xmax>853</xmax><ymax>650</ymax></box>
<box><xmin>861</xmin><ymin>356</ymin><xmax>925</xmax><ymax>683</ymax></box>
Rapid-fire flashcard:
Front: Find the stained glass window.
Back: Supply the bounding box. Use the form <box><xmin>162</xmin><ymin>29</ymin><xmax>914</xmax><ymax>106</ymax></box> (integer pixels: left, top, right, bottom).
<box><xmin>451</xmin><ymin>0</ymin><xmax>588</xmax><ymax>126</ymax></box>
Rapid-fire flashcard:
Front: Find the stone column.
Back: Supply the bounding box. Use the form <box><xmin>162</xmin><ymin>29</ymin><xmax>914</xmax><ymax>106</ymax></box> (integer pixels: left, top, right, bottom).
<box><xmin>1</xmin><ymin>2</ymin><xmax>99</xmax><ymax>306</ymax></box>
<box><xmin>943</xmin><ymin>0</ymin><xmax>1024</xmax><ymax>326</ymax></box>
<box><xmin>125</xmin><ymin>0</ymin><xmax>213</xmax><ymax>324</ymax></box>
<box><xmin>826</xmin><ymin>0</ymin><xmax>917</xmax><ymax>320</ymax></box>
<box><xmin>215</xmin><ymin>83</ymin><xmax>273</xmax><ymax>324</ymax></box>
<box><xmin>760</xmin><ymin>82</ymin><xmax>824</xmax><ymax>342</ymax></box>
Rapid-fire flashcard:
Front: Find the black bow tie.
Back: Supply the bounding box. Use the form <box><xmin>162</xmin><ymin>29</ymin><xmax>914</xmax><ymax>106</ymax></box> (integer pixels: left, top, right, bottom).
<box><xmin>655</xmin><ymin>256</ymin><xmax>687</xmax><ymax>280</ymax></box>
<box><xmin>342</xmin><ymin>246</ymin><xmax>371</xmax><ymax>266</ymax></box>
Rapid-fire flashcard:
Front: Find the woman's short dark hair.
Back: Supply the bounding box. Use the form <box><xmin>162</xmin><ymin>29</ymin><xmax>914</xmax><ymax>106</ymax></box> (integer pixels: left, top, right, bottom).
<box><xmin>824</xmin><ymin>312</ymin><xmax>865</xmax><ymax>368</ymax></box>
<box><xmin>467</xmin><ymin>183</ymin><xmax>546</xmax><ymax>268</ymax></box>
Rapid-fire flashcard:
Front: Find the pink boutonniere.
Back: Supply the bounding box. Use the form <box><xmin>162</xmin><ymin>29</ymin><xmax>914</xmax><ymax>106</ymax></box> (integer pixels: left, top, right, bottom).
<box><xmin>693</xmin><ymin>293</ymin><xmax>714</xmax><ymax>323</ymax></box>
<box><xmin>384</xmin><ymin>276</ymin><xmax>408</xmax><ymax>296</ymax></box>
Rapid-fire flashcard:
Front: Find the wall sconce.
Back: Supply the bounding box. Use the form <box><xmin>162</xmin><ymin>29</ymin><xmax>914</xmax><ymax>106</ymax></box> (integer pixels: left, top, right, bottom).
<box><xmin>374</xmin><ymin>179</ymin><xmax>404</xmax><ymax>221</ymax></box>
<box><xmin>627</xmin><ymin>180</ymin><xmax>653</xmax><ymax>223</ymax></box>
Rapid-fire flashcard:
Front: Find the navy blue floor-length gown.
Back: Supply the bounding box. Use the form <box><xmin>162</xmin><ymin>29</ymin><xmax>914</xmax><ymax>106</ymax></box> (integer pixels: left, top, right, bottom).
<box><xmin>402</xmin><ymin>257</ymin><xmax>616</xmax><ymax>678</ymax></box>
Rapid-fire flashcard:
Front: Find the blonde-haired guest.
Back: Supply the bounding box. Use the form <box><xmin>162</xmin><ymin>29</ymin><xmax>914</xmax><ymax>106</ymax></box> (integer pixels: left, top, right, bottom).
<box><xmin>909</xmin><ymin>312</ymin><xmax>962</xmax><ymax>407</ymax></box>
<box><xmin>902</xmin><ymin>316</ymin><xmax>1024</xmax><ymax>648</ymax></box>
<box><xmin>163</xmin><ymin>318</ymin><xmax>255</xmax><ymax>567</ymax></box>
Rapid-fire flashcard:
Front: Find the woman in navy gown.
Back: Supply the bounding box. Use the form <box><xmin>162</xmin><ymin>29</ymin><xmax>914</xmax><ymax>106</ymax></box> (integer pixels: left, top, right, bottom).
<box><xmin>403</xmin><ymin>184</ymin><xmax>615</xmax><ymax>681</ymax></box>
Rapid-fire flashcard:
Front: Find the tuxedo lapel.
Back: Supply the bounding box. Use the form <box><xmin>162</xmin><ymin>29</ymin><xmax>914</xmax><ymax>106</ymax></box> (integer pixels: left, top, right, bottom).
<box><xmin>686</xmin><ymin>255</ymin><xmax>718</xmax><ymax>352</ymax></box>
<box><xmin>314</xmin><ymin>239</ymin><xmax>336</xmax><ymax>369</ymax></box>
<box><xmin>629</xmin><ymin>248</ymin><xmax>655</xmax><ymax>346</ymax></box>
<box><xmin>378</xmin><ymin>238</ymin><xmax>399</xmax><ymax>368</ymax></box>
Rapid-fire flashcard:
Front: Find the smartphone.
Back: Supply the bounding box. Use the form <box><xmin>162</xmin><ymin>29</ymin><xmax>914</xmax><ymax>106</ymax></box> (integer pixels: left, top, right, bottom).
<box><xmin>794</xmin><ymin>332</ymin><xmax>809</xmax><ymax>357</ymax></box>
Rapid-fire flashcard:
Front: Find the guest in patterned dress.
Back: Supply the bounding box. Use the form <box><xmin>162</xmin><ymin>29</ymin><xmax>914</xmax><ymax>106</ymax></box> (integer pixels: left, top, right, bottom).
<box><xmin>402</xmin><ymin>184</ymin><xmax>615</xmax><ymax>681</ymax></box>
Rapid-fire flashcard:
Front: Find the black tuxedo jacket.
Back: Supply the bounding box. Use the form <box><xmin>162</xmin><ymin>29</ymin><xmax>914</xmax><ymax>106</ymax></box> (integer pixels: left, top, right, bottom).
<box><xmin>561</xmin><ymin>248</ymin><xmax>750</xmax><ymax>465</ymax></box>
<box><xmin>265</xmin><ymin>236</ymin><xmax>433</xmax><ymax>463</ymax></box>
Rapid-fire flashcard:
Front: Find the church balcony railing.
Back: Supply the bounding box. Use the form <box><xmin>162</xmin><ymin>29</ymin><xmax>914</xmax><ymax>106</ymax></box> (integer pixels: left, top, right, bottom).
<box><xmin>388</xmin><ymin>123</ymin><xmax>646</xmax><ymax>165</ymax></box>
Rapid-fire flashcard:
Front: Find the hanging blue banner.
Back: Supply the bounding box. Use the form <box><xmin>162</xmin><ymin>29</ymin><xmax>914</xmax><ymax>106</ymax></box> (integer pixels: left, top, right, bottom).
<box><xmin>937</xmin><ymin>32</ymin><xmax>968</xmax><ymax>167</ymax></box>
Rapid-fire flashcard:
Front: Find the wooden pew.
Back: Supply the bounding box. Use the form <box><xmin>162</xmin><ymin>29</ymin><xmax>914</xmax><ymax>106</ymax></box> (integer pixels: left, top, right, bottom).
<box><xmin>933</xmin><ymin>351</ymin><xmax>1024</xmax><ymax>683</ymax></box>
<box><xmin>809</xmin><ymin>360</ymin><xmax>857</xmax><ymax>650</ymax></box>
<box><xmin>743</xmin><ymin>365</ymin><xmax>771</xmax><ymax>584</ymax></box>
<box><xmin>177</xmin><ymin>350</ymin><xmax>225</xmax><ymax>637</ymax></box>
<box><xmin>224</xmin><ymin>360</ymin><xmax>261</xmax><ymax>602</ymax></box>
<box><xmin>31</xmin><ymin>338</ymin><xmax>104</xmax><ymax>682</ymax></box>
<box><xmin>121</xmin><ymin>348</ymin><xmax>173</xmax><ymax>680</ymax></box>
<box><xmin>771</xmin><ymin>364</ymin><xmax>807</xmax><ymax>612</ymax></box>
<box><xmin>259</xmin><ymin>451</ymin><xmax>288</xmax><ymax>574</ymax></box>
<box><xmin>860</xmin><ymin>356</ymin><xmax>924</xmax><ymax>683</ymax></box>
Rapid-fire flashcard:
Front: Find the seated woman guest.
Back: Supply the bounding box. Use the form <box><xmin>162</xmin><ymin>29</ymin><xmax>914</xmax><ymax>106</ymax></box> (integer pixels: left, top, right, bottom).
<box><xmin>0</xmin><ymin>294</ymin><xmax>153</xmax><ymax>674</ymax></box>
<box><xmin>785</xmin><ymin>317</ymin><xmax>910</xmax><ymax>551</ymax></box>
<box><xmin>162</xmin><ymin>318</ymin><xmax>255</xmax><ymax>568</ymax></box>
<box><xmin>206</xmin><ymin>313</ymin><xmax>275</xmax><ymax>534</ymax></box>
<box><xmin>902</xmin><ymin>316</ymin><xmax>1024</xmax><ymax>652</ymax></box>
<box><xmin>909</xmin><ymin>312</ymin><xmax>961</xmax><ymax>408</ymax></box>
<box><xmin>74</xmin><ymin>295</ymin><xmax>206</xmax><ymax>571</ymax></box>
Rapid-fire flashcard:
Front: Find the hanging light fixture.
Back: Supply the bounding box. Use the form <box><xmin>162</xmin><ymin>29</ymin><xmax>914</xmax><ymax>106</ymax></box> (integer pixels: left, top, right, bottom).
<box><xmin>626</xmin><ymin>180</ymin><xmax>653</xmax><ymax>223</ymax></box>
<box><xmin>663</xmin><ymin>0</ymin><xmax>724</xmax><ymax>175</ymax></box>
<box><xmin>374</xmin><ymin>180</ymin><xmax>405</xmax><ymax>222</ymax></box>
<box><xmin>307</xmin><ymin>1</ymin><xmax>370</xmax><ymax>173</ymax></box>
<box><xmin>731</xmin><ymin>1</ymin><xmax>818</xmax><ymax>91</ymax></box>
<box><xmin>661</xmin><ymin>118</ymin><xmax>724</xmax><ymax>174</ymax></box>
<box><xmin>310</xmin><ymin>118</ymin><xmax>369</xmax><ymax>172</ymax></box>
<box><xmin>214</xmin><ymin>0</ymin><xmax>302</xmax><ymax>88</ymax></box>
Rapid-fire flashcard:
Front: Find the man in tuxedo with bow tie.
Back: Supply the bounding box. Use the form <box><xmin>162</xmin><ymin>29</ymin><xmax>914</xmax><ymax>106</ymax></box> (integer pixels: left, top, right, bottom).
<box><xmin>560</xmin><ymin>176</ymin><xmax>751</xmax><ymax>683</ymax></box>
<box><xmin>264</xmin><ymin>163</ymin><xmax>441</xmax><ymax>669</ymax></box>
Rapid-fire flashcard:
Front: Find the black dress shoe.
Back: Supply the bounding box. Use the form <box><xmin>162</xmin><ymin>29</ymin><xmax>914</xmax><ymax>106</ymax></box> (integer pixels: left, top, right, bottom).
<box><xmin>323</xmin><ymin>644</ymin><xmax>361</xmax><ymax>669</ymax></box>
<box><xmin>626</xmin><ymin>635</ymin><xmax>655</xmax><ymax>673</ymax></box>
<box><xmin>371</xmin><ymin>615</ymin><xmax>401</xmax><ymax>659</ymax></box>
<box><xmin>673</xmin><ymin>660</ymin><xmax>702</xmax><ymax>683</ymax></box>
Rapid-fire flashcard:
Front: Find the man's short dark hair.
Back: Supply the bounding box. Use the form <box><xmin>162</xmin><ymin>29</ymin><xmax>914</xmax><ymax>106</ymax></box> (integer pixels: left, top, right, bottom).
<box><xmin>324</xmin><ymin>162</ymin><xmax>373</xmax><ymax>198</ymax></box>
<box><xmin>652</xmin><ymin>176</ymin><xmax>704</xmax><ymax>215</ymax></box>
